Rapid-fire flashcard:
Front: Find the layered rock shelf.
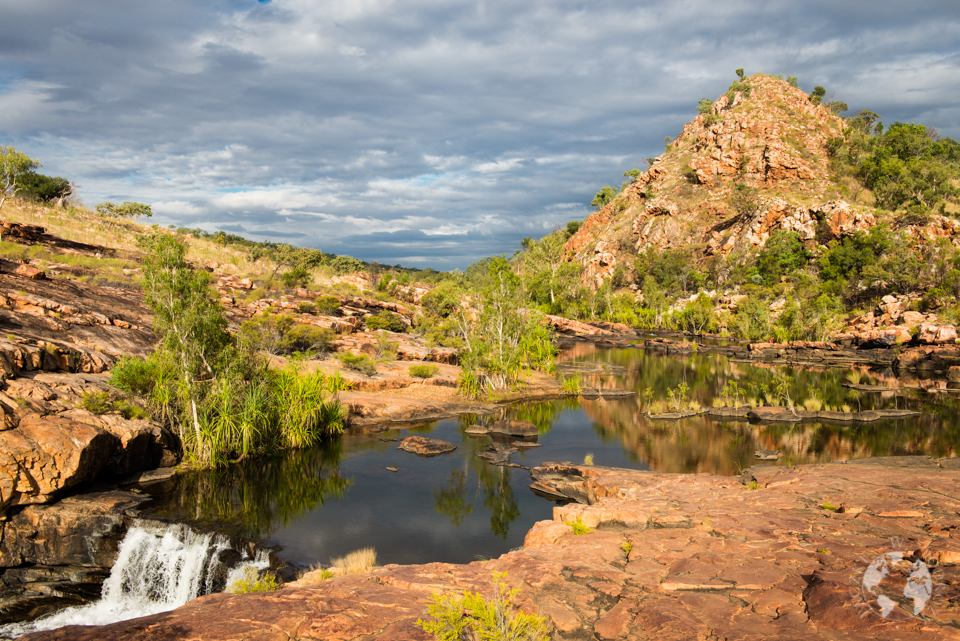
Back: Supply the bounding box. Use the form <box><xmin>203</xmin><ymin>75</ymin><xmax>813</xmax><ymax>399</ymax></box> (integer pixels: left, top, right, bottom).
<box><xmin>23</xmin><ymin>458</ymin><xmax>960</xmax><ymax>640</ymax></box>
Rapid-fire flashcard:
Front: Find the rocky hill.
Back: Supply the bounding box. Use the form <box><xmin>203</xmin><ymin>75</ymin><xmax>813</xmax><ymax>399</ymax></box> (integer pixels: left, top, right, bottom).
<box><xmin>566</xmin><ymin>74</ymin><xmax>960</xmax><ymax>288</ymax></box>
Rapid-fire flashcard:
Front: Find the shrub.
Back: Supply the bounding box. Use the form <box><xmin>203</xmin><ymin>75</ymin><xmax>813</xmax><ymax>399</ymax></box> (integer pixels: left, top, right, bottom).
<box><xmin>409</xmin><ymin>364</ymin><xmax>440</xmax><ymax>379</ymax></box>
<box><xmin>280</xmin><ymin>266</ymin><xmax>311</xmax><ymax>288</ymax></box>
<box><xmin>298</xmin><ymin>301</ymin><xmax>317</xmax><ymax>314</ymax></box>
<box><xmin>338</xmin><ymin>352</ymin><xmax>378</xmax><ymax>376</ymax></box>
<box><xmin>284</xmin><ymin>324</ymin><xmax>336</xmax><ymax>355</ymax></box>
<box><xmin>569</xmin><ymin>517</ymin><xmax>593</xmax><ymax>535</ymax></box>
<box><xmin>315</xmin><ymin>295</ymin><xmax>341</xmax><ymax>316</ymax></box>
<box><xmin>416</xmin><ymin>572</ymin><xmax>549</xmax><ymax>641</ymax></box>
<box><xmin>756</xmin><ymin>230</ymin><xmax>810</xmax><ymax>284</ymax></box>
<box><xmin>110</xmin><ymin>356</ymin><xmax>160</xmax><ymax>396</ymax></box>
<box><xmin>113</xmin><ymin>400</ymin><xmax>149</xmax><ymax>421</ymax></box>
<box><xmin>696</xmin><ymin>97</ymin><xmax>713</xmax><ymax>115</ymax></box>
<box><xmin>365</xmin><ymin>310</ymin><xmax>407</xmax><ymax>333</ymax></box>
<box><xmin>226</xmin><ymin>566</ymin><xmax>279</xmax><ymax>594</ymax></box>
<box><xmin>239</xmin><ymin>315</ymin><xmax>335</xmax><ymax>356</ymax></box>
<box><xmin>81</xmin><ymin>391</ymin><xmax>112</xmax><ymax>415</ymax></box>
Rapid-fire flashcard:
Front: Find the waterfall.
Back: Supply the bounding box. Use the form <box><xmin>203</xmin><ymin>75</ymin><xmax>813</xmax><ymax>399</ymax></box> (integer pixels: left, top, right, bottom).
<box><xmin>0</xmin><ymin>521</ymin><xmax>269</xmax><ymax>639</ymax></box>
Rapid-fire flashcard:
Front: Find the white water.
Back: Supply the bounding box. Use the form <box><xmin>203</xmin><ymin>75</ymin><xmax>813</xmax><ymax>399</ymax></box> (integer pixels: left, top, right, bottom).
<box><xmin>0</xmin><ymin>521</ymin><xmax>269</xmax><ymax>638</ymax></box>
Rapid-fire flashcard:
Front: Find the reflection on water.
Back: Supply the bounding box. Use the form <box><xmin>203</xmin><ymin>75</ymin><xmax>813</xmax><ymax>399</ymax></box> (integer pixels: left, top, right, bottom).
<box><xmin>141</xmin><ymin>345</ymin><xmax>958</xmax><ymax>568</ymax></box>
<box><xmin>567</xmin><ymin>344</ymin><xmax>960</xmax><ymax>474</ymax></box>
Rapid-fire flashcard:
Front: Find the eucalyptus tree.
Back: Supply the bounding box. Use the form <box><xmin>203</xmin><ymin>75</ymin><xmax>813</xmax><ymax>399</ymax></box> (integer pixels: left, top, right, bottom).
<box><xmin>0</xmin><ymin>146</ymin><xmax>40</xmax><ymax>213</ymax></box>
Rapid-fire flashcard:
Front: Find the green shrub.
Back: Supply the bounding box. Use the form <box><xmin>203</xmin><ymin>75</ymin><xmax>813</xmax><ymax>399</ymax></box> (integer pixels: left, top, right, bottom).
<box><xmin>365</xmin><ymin>310</ymin><xmax>407</xmax><ymax>333</ymax></box>
<box><xmin>113</xmin><ymin>400</ymin><xmax>149</xmax><ymax>421</ymax></box>
<box><xmin>284</xmin><ymin>324</ymin><xmax>336</xmax><ymax>355</ymax></box>
<box><xmin>315</xmin><ymin>295</ymin><xmax>340</xmax><ymax>316</ymax></box>
<box><xmin>409</xmin><ymin>364</ymin><xmax>440</xmax><ymax>379</ymax></box>
<box><xmin>110</xmin><ymin>356</ymin><xmax>160</xmax><ymax>396</ymax></box>
<box><xmin>756</xmin><ymin>230</ymin><xmax>810</xmax><ymax>285</ymax></box>
<box><xmin>239</xmin><ymin>315</ymin><xmax>335</xmax><ymax>356</ymax></box>
<box><xmin>569</xmin><ymin>517</ymin><xmax>593</xmax><ymax>535</ymax></box>
<box><xmin>298</xmin><ymin>301</ymin><xmax>317</xmax><ymax>314</ymax></box>
<box><xmin>227</xmin><ymin>567</ymin><xmax>279</xmax><ymax>594</ymax></box>
<box><xmin>338</xmin><ymin>352</ymin><xmax>378</xmax><ymax>376</ymax></box>
<box><xmin>81</xmin><ymin>391</ymin><xmax>112</xmax><ymax>415</ymax></box>
<box><xmin>416</xmin><ymin>572</ymin><xmax>549</xmax><ymax>641</ymax></box>
<box><xmin>280</xmin><ymin>266</ymin><xmax>312</xmax><ymax>288</ymax></box>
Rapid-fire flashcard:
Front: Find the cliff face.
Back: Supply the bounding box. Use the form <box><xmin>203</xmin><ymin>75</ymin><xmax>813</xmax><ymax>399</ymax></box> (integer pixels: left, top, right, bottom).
<box><xmin>566</xmin><ymin>75</ymin><xmax>958</xmax><ymax>287</ymax></box>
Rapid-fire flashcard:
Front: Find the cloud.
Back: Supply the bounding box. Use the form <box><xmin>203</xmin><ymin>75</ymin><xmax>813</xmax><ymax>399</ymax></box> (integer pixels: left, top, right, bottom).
<box><xmin>1</xmin><ymin>0</ymin><xmax>958</xmax><ymax>270</ymax></box>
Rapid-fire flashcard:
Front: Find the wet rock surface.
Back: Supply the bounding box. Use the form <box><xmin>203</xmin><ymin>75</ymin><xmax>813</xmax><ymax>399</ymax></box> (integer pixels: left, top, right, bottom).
<box><xmin>21</xmin><ymin>458</ymin><xmax>960</xmax><ymax>641</ymax></box>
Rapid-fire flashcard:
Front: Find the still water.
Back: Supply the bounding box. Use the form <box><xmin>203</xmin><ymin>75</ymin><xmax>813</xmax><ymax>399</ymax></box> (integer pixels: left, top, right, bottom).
<box><xmin>140</xmin><ymin>344</ymin><xmax>959</xmax><ymax>569</ymax></box>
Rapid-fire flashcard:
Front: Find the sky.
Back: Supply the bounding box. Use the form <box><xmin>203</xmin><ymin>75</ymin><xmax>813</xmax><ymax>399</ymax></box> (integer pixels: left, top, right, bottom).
<box><xmin>1</xmin><ymin>1</ymin><xmax>958</xmax><ymax>271</ymax></box>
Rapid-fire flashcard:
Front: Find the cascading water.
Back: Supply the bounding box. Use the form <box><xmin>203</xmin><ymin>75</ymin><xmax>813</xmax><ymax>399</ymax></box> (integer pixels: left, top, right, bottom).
<box><xmin>0</xmin><ymin>521</ymin><xmax>269</xmax><ymax>639</ymax></box>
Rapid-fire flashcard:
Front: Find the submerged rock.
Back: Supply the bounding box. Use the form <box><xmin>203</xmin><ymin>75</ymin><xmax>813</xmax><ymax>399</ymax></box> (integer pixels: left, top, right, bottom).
<box><xmin>465</xmin><ymin>420</ymin><xmax>537</xmax><ymax>437</ymax></box>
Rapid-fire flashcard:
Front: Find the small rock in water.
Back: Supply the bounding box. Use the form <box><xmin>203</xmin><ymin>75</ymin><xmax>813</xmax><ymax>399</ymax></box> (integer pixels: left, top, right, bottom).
<box><xmin>512</xmin><ymin>441</ymin><xmax>541</xmax><ymax>449</ymax></box>
<box><xmin>754</xmin><ymin>449</ymin><xmax>781</xmax><ymax>460</ymax></box>
<box><xmin>397</xmin><ymin>436</ymin><xmax>456</xmax><ymax>457</ymax></box>
<box><xmin>386</xmin><ymin>466</ymin><xmax>399</xmax><ymax>472</ymax></box>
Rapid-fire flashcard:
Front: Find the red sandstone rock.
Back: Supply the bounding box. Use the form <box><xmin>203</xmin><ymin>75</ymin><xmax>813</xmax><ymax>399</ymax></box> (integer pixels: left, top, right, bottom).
<box><xmin>15</xmin><ymin>264</ymin><xmax>46</xmax><ymax>280</ymax></box>
<box><xmin>22</xmin><ymin>459</ymin><xmax>960</xmax><ymax>641</ymax></box>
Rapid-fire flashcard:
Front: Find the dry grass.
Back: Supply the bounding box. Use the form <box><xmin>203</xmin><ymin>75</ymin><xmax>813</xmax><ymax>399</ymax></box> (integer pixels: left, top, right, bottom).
<box><xmin>330</xmin><ymin>547</ymin><xmax>377</xmax><ymax>575</ymax></box>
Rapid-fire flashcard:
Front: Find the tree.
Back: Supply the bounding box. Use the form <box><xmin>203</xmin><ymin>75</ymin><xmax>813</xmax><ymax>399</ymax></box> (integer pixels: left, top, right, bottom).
<box><xmin>139</xmin><ymin>233</ymin><xmax>231</xmax><ymax>450</ymax></box>
<box><xmin>96</xmin><ymin>201</ymin><xmax>153</xmax><ymax>221</ymax></box>
<box><xmin>697</xmin><ymin>97</ymin><xmax>713</xmax><ymax>115</ymax></box>
<box><xmin>0</xmin><ymin>147</ymin><xmax>41</xmax><ymax>213</ymax></box>
<box><xmin>826</xmin><ymin>100</ymin><xmax>849</xmax><ymax>115</ymax></box>
<box><xmin>519</xmin><ymin>229</ymin><xmax>577</xmax><ymax>311</ymax></box>
<box><xmin>456</xmin><ymin>256</ymin><xmax>555</xmax><ymax>395</ymax></box>
<box><xmin>18</xmin><ymin>172</ymin><xmax>72</xmax><ymax>207</ymax></box>
<box><xmin>735</xmin><ymin>68</ymin><xmax>745</xmax><ymax>81</ymax></box>
<box><xmin>786</xmin><ymin>76</ymin><xmax>799</xmax><ymax>88</ymax></box>
<box><xmin>809</xmin><ymin>86</ymin><xmax>826</xmax><ymax>105</ymax></box>
<box><xmin>591</xmin><ymin>185</ymin><xmax>617</xmax><ymax>209</ymax></box>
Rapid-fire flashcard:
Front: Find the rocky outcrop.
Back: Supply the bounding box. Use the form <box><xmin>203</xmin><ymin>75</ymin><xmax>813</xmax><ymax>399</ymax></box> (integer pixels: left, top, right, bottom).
<box><xmin>0</xmin><ymin>491</ymin><xmax>146</xmax><ymax>624</ymax></box>
<box><xmin>542</xmin><ymin>314</ymin><xmax>636</xmax><ymax>340</ymax></box>
<box><xmin>564</xmin><ymin>75</ymin><xmax>959</xmax><ymax>291</ymax></box>
<box><xmin>0</xmin><ymin>373</ymin><xmax>176</xmax><ymax>517</ymax></box>
<box><xmin>25</xmin><ymin>458</ymin><xmax>960</xmax><ymax>641</ymax></box>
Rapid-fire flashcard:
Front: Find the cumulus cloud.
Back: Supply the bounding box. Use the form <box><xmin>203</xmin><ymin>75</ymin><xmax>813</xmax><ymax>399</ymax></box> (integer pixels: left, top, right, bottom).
<box><xmin>1</xmin><ymin>0</ymin><xmax>958</xmax><ymax>269</ymax></box>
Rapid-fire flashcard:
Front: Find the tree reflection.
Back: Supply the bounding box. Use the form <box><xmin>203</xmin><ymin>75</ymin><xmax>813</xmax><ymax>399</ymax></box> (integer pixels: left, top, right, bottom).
<box><xmin>480</xmin><ymin>464</ymin><xmax>519</xmax><ymax>540</ymax></box>
<box><xmin>144</xmin><ymin>440</ymin><xmax>350</xmax><ymax>541</ymax></box>
<box><xmin>433</xmin><ymin>468</ymin><xmax>473</xmax><ymax>527</ymax></box>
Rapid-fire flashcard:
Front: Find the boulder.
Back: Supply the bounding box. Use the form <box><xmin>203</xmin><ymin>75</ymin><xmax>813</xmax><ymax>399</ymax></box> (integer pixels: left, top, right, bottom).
<box><xmin>15</xmin><ymin>264</ymin><xmax>46</xmax><ymax>280</ymax></box>
<box><xmin>0</xmin><ymin>413</ymin><xmax>114</xmax><ymax>514</ymax></box>
<box><xmin>915</xmin><ymin>323</ymin><xmax>958</xmax><ymax>345</ymax></box>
